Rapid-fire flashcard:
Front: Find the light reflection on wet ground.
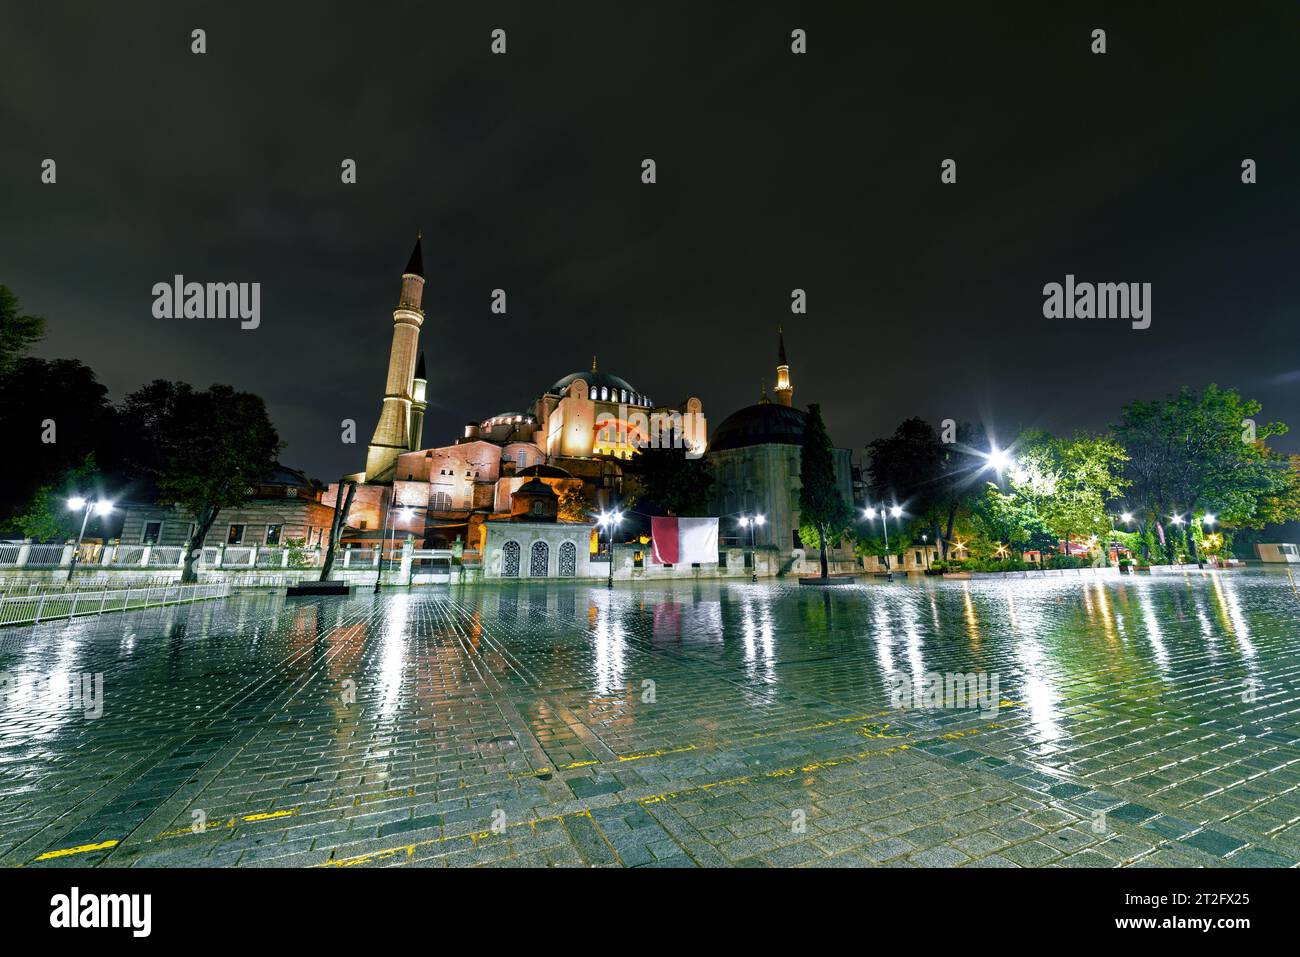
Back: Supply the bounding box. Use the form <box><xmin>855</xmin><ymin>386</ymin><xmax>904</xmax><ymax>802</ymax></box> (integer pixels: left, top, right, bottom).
<box><xmin>2</xmin><ymin>568</ymin><xmax>1298</xmax><ymax>867</ymax></box>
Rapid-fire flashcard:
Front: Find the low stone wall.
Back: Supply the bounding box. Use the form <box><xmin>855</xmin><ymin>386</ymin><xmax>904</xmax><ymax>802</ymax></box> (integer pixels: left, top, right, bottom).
<box><xmin>969</xmin><ymin>566</ymin><xmax>1122</xmax><ymax>580</ymax></box>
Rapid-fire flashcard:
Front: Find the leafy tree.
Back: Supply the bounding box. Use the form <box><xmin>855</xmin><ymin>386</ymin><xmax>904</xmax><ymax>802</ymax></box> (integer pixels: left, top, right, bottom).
<box><xmin>625</xmin><ymin>443</ymin><xmax>714</xmax><ymax>516</ymax></box>
<box><xmin>1005</xmin><ymin>430</ymin><xmax>1129</xmax><ymax>544</ymax></box>
<box><xmin>9</xmin><ymin>455</ymin><xmax>101</xmax><ymax>541</ymax></box>
<box><xmin>557</xmin><ymin>484</ymin><xmax>595</xmax><ymax>522</ymax></box>
<box><xmin>969</xmin><ymin>484</ymin><xmax>1058</xmax><ymax>555</ymax></box>
<box><xmin>799</xmin><ymin>403</ymin><xmax>853</xmax><ymax>578</ymax></box>
<box><xmin>1116</xmin><ymin>385</ymin><xmax>1293</xmax><ymax>560</ymax></box>
<box><xmin>0</xmin><ymin>285</ymin><xmax>44</xmax><ymax>376</ymax></box>
<box><xmin>0</xmin><ymin>357</ymin><xmax>112</xmax><ymax>529</ymax></box>
<box><xmin>120</xmin><ymin>381</ymin><xmax>282</xmax><ymax>582</ymax></box>
<box><xmin>866</xmin><ymin>417</ymin><xmax>987</xmax><ymax>560</ymax></box>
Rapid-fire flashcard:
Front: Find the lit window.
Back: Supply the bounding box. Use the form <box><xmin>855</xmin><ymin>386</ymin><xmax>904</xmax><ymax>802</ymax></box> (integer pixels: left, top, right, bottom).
<box><xmin>141</xmin><ymin>521</ymin><xmax>162</xmax><ymax>545</ymax></box>
<box><xmin>266</xmin><ymin>524</ymin><xmax>282</xmax><ymax>545</ymax></box>
<box><xmin>227</xmin><ymin>524</ymin><xmax>245</xmax><ymax>545</ymax></box>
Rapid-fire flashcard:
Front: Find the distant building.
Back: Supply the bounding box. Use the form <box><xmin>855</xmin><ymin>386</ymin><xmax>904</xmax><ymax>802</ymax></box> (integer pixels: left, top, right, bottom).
<box><xmin>338</xmin><ymin>233</ymin><xmax>706</xmax><ymax>552</ymax></box>
<box><xmin>706</xmin><ymin>331</ymin><xmax>855</xmax><ymax>569</ymax></box>
<box><xmin>120</xmin><ymin>465</ymin><xmax>341</xmax><ymax>548</ymax></box>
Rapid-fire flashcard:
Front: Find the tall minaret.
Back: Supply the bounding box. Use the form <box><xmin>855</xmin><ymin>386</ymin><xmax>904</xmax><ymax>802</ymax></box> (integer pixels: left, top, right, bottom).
<box><xmin>408</xmin><ymin>352</ymin><xmax>428</xmax><ymax>452</ymax></box>
<box><xmin>773</xmin><ymin>327</ymin><xmax>793</xmax><ymax>407</ymax></box>
<box><xmin>365</xmin><ymin>234</ymin><xmax>425</xmax><ymax>480</ymax></box>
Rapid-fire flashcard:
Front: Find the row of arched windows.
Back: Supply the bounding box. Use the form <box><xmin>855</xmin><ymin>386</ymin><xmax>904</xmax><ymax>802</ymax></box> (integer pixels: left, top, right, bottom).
<box><xmin>500</xmin><ymin>540</ymin><xmax>578</xmax><ymax>577</ymax></box>
<box><xmin>593</xmin><ymin>386</ymin><xmax>650</xmax><ymax>406</ymax></box>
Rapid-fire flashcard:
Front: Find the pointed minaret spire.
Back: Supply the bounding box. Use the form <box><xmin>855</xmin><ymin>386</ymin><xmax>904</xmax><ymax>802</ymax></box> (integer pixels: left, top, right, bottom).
<box><xmin>366</xmin><ymin>235</ymin><xmax>428</xmax><ymax>479</ymax></box>
<box><xmin>404</xmin><ymin>231</ymin><xmax>424</xmax><ymax>278</ymax></box>
<box><xmin>759</xmin><ymin>379</ymin><xmax>770</xmax><ymax>405</ymax></box>
<box><xmin>774</xmin><ymin>327</ymin><xmax>793</xmax><ymax>407</ymax></box>
<box><xmin>408</xmin><ymin>351</ymin><xmax>428</xmax><ymax>452</ymax></box>
<box><xmin>591</xmin><ymin>355</ymin><xmax>598</xmax><ymax>373</ymax></box>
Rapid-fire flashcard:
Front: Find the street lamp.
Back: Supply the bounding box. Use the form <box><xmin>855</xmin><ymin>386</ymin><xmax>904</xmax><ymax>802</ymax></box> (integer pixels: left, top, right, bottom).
<box><xmin>739</xmin><ymin>514</ymin><xmax>766</xmax><ymax>583</ymax></box>
<box><xmin>1202</xmin><ymin>513</ymin><xmax>1216</xmax><ymax>527</ymax></box>
<box><xmin>862</xmin><ymin>503</ymin><xmax>903</xmax><ymax>581</ymax></box>
<box><xmin>375</xmin><ymin>495</ymin><xmax>411</xmax><ymax>593</ymax></box>
<box><xmin>598</xmin><ymin>510</ymin><xmax>623</xmax><ymax>587</ymax></box>
<box><xmin>66</xmin><ymin>496</ymin><xmax>113</xmax><ymax>582</ymax></box>
<box><xmin>1120</xmin><ymin>512</ymin><xmax>1134</xmax><ymax>525</ymax></box>
<box><xmin>921</xmin><ymin>532</ymin><xmax>931</xmax><ymax>571</ymax></box>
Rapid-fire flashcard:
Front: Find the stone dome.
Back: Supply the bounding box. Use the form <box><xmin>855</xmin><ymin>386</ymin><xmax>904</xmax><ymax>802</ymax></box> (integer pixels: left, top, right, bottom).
<box><xmin>707</xmin><ymin>403</ymin><xmax>808</xmax><ymax>453</ymax></box>
<box><xmin>548</xmin><ymin>370</ymin><xmax>646</xmax><ymax>404</ymax></box>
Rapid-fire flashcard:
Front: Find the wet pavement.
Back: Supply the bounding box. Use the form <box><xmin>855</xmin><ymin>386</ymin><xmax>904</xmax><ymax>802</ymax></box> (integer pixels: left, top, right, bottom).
<box><xmin>2</xmin><ymin>568</ymin><xmax>1299</xmax><ymax>868</ymax></box>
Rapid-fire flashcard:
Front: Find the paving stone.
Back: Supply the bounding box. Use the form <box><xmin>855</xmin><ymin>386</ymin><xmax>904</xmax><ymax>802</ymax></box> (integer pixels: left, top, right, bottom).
<box><xmin>3</xmin><ymin>572</ymin><xmax>1298</xmax><ymax>869</ymax></box>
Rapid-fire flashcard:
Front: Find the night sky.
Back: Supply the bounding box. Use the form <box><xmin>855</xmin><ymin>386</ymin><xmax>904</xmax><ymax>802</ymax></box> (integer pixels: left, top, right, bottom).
<box><xmin>4</xmin><ymin>1</ymin><xmax>1299</xmax><ymax>482</ymax></box>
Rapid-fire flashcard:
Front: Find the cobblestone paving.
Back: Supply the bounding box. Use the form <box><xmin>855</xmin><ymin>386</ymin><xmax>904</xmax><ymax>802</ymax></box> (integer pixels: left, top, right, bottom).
<box><xmin>2</xmin><ymin>568</ymin><xmax>1299</xmax><ymax>868</ymax></box>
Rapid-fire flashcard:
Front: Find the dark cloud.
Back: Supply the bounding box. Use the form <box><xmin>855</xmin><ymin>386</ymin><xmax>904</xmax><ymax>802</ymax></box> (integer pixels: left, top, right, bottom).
<box><xmin>3</xmin><ymin>1</ymin><xmax>1298</xmax><ymax>481</ymax></box>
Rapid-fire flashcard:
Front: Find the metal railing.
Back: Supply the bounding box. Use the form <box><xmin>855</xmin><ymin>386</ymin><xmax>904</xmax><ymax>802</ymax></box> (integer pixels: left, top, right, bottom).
<box><xmin>0</xmin><ymin>581</ymin><xmax>231</xmax><ymax>627</ymax></box>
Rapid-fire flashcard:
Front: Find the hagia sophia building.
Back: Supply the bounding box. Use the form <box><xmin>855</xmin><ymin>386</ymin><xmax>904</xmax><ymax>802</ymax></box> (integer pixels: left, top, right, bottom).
<box><xmin>328</xmin><ymin>234</ymin><xmax>854</xmax><ymax>567</ymax></box>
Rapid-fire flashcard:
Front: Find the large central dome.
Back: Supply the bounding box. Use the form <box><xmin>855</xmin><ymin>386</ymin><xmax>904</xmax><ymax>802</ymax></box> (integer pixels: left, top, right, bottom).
<box><xmin>549</xmin><ymin>370</ymin><xmax>639</xmax><ymax>396</ymax></box>
<box><xmin>708</xmin><ymin>403</ymin><xmax>807</xmax><ymax>453</ymax></box>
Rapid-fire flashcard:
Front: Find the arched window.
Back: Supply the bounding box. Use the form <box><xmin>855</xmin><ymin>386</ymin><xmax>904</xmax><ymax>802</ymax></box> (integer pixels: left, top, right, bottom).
<box><xmin>559</xmin><ymin>541</ymin><xmax>577</xmax><ymax>577</ymax></box>
<box><xmin>530</xmin><ymin>540</ymin><xmax>549</xmax><ymax>577</ymax></box>
<box><xmin>502</xmin><ymin>540</ymin><xmax>520</xmax><ymax>577</ymax></box>
<box><xmin>430</xmin><ymin>490</ymin><xmax>452</xmax><ymax>510</ymax></box>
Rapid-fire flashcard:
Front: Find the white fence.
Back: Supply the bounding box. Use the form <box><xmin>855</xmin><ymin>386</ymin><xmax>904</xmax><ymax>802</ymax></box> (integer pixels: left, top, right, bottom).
<box><xmin>0</xmin><ymin>540</ymin><xmax>326</xmax><ymax>571</ymax></box>
<box><xmin>0</xmin><ymin>582</ymin><xmax>231</xmax><ymax>627</ymax></box>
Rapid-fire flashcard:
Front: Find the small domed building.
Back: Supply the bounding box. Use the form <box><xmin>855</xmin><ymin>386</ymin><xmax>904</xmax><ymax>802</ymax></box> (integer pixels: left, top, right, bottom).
<box><xmin>706</xmin><ymin>331</ymin><xmax>854</xmax><ymax>570</ymax></box>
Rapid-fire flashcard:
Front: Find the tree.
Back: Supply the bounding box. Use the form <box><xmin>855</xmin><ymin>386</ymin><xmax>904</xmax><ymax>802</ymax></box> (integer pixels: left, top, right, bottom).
<box><xmin>1116</xmin><ymin>385</ymin><xmax>1292</xmax><ymax>561</ymax></box>
<box><xmin>0</xmin><ymin>285</ymin><xmax>44</xmax><ymax>376</ymax></box>
<box><xmin>120</xmin><ymin>381</ymin><xmax>282</xmax><ymax>582</ymax></box>
<box><xmin>969</xmin><ymin>484</ymin><xmax>1058</xmax><ymax>555</ymax></box>
<box><xmin>9</xmin><ymin>455</ymin><xmax>100</xmax><ymax>542</ymax></box>
<box><xmin>866</xmin><ymin>417</ymin><xmax>987</xmax><ymax>559</ymax></box>
<box><xmin>625</xmin><ymin>443</ymin><xmax>714</xmax><ymax>516</ymax></box>
<box><xmin>1004</xmin><ymin>430</ymin><xmax>1129</xmax><ymax>544</ymax></box>
<box><xmin>319</xmin><ymin>480</ymin><xmax>356</xmax><ymax>581</ymax></box>
<box><xmin>0</xmin><ymin>357</ymin><xmax>113</xmax><ymax>530</ymax></box>
<box><xmin>799</xmin><ymin>403</ymin><xmax>852</xmax><ymax>579</ymax></box>
<box><xmin>557</xmin><ymin>484</ymin><xmax>595</xmax><ymax>522</ymax></box>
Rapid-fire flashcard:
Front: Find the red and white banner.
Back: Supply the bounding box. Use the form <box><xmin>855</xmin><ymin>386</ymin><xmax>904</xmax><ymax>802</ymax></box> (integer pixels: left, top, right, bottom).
<box><xmin>650</xmin><ymin>516</ymin><xmax>719</xmax><ymax>565</ymax></box>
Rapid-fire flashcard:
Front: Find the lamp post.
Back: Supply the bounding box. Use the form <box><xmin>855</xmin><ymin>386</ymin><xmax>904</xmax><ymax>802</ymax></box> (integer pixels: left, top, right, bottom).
<box><xmin>863</xmin><ymin>504</ymin><xmax>903</xmax><ymax>582</ymax></box>
<box><xmin>921</xmin><ymin>533</ymin><xmax>930</xmax><ymax>571</ymax></box>
<box><xmin>66</xmin><ymin>496</ymin><xmax>113</xmax><ymax>583</ymax></box>
<box><xmin>739</xmin><ymin>514</ymin><xmax>766</xmax><ymax>583</ymax></box>
<box><xmin>598</xmin><ymin>510</ymin><xmax>622</xmax><ymax>587</ymax></box>
<box><xmin>375</xmin><ymin>493</ymin><xmax>411</xmax><ymax>593</ymax></box>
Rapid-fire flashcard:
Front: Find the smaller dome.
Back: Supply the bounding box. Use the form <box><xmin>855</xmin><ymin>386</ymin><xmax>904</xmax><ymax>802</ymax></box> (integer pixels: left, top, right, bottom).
<box><xmin>708</xmin><ymin>404</ymin><xmax>808</xmax><ymax>453</ymax></box>
<box><xmin>515</xmin><ymin>477</ymin><xmax>557</xmax><ymax>497</ymax></box>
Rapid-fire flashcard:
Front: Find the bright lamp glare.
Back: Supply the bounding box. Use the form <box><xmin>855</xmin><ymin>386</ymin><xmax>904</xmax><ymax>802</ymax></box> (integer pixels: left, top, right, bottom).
<box><xmin>738</xmin><ymin>516</ymin><xmax>750</xmax><ymax>527</ymax></box>
<box><xmin>1120</xmin><ymin>512</ymin><xmax>1133</xmax><ymax>523</ymax></box>
<box><xmin>890</xmin><ymin>505</ymin><xmax>903</xmax><ymax>518</ymax></box>
<box><xmin>67</xmin><ymin>496</ymin><xmax>87</xmax><ymax>511</ymax></box>
<box><xmin>754</xmin><ymin>515</ymin><xmax>766</xmax><ymax>526</ymax></box>
<box><xmin>1203</xmin><ymin>514</ymin><xmax>1216</xmax><ymax>526</ymax></box>
<box><xmin>1170</xmin><ymin>514</ymin><xmax>1183</xmax><ymax>525</ymax></box>
<box><xmin>985</xmin><ymin>447</ymin><xmax>1012</xmax><ymax>473</ymax></box>
<box><xmin>863</xmin><ymin>507</ymin><xmax>877</xmax><ymax>520</ymax></box>
<box><xmin>93</xmin><ymin>500</ymin><xmax>114</xmax><ymax>516</ymax></box>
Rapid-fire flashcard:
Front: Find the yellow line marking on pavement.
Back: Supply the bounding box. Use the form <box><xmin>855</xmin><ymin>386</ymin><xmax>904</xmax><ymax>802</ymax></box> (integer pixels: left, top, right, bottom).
<box><xmin>353</xmin><ymin>787</ymin><xmax>416</xmax><ymax>807</ymax></box>
<box><xmin>319</xmin><ymin>734</ymin><xmax>936</xmax><ymax>868</ymax></box>
<box><xmin>33</xmin><ymin>839</ymin><xmax>119</xmax><ymax>861</ymax></box>
<box><xmin>156</xmin><ymin>807</ymin><xmax>299</xmax><ymax>840</ymax></box>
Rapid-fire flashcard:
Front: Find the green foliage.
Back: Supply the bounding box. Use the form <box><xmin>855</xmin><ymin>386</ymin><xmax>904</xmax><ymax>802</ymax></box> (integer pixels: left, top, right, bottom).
<box><xmin>10</xmin><ymin>456</ymin><xmax>100</xmax><ymax>542</ymax></box>
<box><xmin>283</xmin><ymin>537</ymin><xmax>310</xmax><ymax>568</ymax></box>
<box><xmin>799</xmin><ymin>404</ymin><xmax>853</xmax><ymax>577</ymax></box>
<box><xmin>557</xmin><ymin>484</ymin><xmax>595</xmax><ymax>523</ymax></box>
<box><xmin>866</xmin><ymin>417</ymin><xmax>986</xmax><ymax>561</ymax></box>
<box><xmin>121</xmin><ymin>380</ymin><xmax>282</xmax><ymax>581</ymax></box>
<box><xmin>1116</xmin><ymin>385</ymin><xmax>1293</xmax><ymax>534</ymax></box>
<box><xmin>0</xmin><ymin>285</ymin><xmax>45</xmax><ymax>376</ymax></box>
<box><xmin>969</xmin><ymin>484</ymin><xmax>1058</xmax><ymax>554</ymax></box>
<box><xmin>626</xmin><ymin>446</ymin><xmax>714</xmax><ymax>516</ymax></box>
<box><xmin>0</xmin><ymin>356</ymin><xmax>112</xmax><ymax>529</ymax></box>
<box><xmin>1008</xmin><ymin>430</ymin><xmax>1129</xmax><ymax>541</ymax></box>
